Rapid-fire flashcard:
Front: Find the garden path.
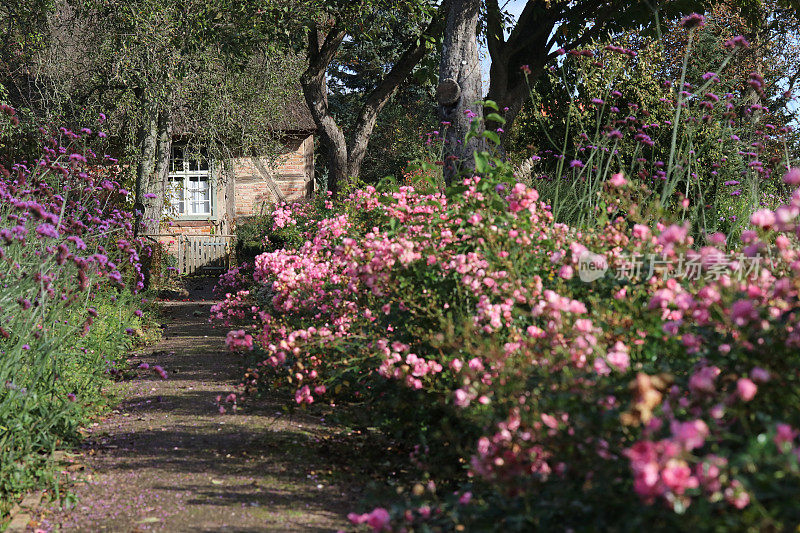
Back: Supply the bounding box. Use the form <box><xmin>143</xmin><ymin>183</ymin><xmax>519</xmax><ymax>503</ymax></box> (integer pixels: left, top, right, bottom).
<box><xmin>32</xmin><ymin>279</ymin><xmax>353</xmax><ymax>532</ymax></box>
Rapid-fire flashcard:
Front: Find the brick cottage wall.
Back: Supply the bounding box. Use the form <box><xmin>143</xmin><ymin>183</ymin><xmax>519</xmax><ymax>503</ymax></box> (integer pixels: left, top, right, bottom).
<box><xmin>156</xmin><ymin>133</ymin><xmax>314</xmax><ymax>260</ymax></box>
<box><xmin>233</xmin><ymin>134</ymin><xmax>314</xmax><ymax>217</ymax></box>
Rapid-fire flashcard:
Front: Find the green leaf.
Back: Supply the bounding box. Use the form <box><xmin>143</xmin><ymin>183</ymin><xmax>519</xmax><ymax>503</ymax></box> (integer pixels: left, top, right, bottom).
<box><xmin>474</xmin><ymin>151</ymin><xmax>491</xmax><ymax>174</ymax></box>
<box><xmin>485</xmin><ymin>112</ymin><xmax>506</xmax><ymax>125</ymax></box>
<box><xmin>482</xmin><ymin>130</ymin><xmax>501</xmax><ymax>145</ymax></box>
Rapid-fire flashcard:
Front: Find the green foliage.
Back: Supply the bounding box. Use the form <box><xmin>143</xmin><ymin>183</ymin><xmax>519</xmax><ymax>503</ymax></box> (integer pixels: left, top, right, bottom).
<box><xmin>503</xmin><ymin>22</ymin><xmax>796</xmax><ymax>238</ymax></box>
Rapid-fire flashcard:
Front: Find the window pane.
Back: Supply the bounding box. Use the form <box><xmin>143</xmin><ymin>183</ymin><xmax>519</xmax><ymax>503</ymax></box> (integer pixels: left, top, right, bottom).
<box><xmin>166</xmin><ymin>179</ymin><xmax>185</xmax><ymax>214</ymax></box>
<box><xmin>188</xmin><ymin>176</ymin><xmax>211</xmax><ymax>215</ymax></box>
<box><xmin>170</xmin><ymin>147</ymin><xmax>184</xmax><ymax>173</ymax></box>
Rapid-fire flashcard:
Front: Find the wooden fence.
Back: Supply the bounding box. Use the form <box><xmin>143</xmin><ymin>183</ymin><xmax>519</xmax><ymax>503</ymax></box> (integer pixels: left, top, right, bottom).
<box><xmin>144</xmin><ymin>233</ymin><xmax>237</xmax><ymax>275</ymax></box>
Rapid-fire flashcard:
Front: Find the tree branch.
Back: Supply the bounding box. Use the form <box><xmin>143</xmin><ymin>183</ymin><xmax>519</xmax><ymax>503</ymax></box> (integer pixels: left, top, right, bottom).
<box><xmin>305</xmin><ymin>21</ymin><xmax>346</xmax><ymax>77</ymax></box>
<box><xmin>347</xmin><ymin>0</ymin><xmax>449</xmax><ymax>176</ymax></box>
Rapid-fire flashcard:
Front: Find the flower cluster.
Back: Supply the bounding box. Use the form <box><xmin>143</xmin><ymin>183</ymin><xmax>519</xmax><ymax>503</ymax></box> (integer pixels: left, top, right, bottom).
<box><xmin>0</xmin><ymin>108</ymin><xmax>147</xmax><ymax>500</ymax></box>
<box><xmin>213</xmin><ymin>163</ymin><xmax>800</xmax><ymax>529</ymax></box>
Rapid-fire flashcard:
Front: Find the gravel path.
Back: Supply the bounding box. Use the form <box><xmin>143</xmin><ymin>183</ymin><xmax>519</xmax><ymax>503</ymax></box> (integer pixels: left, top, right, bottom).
<box><xmin>33</xmin><ymin>281</ymin><xmax>353</xmax><ymax>532</ymax></box>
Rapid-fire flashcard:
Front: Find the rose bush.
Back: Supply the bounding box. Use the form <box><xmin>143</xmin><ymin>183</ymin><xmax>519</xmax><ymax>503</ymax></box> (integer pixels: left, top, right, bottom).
<box><xmin>214</xmin><ymin>158</ymin><xmax>800</xmax><ymax>530</ymax></box>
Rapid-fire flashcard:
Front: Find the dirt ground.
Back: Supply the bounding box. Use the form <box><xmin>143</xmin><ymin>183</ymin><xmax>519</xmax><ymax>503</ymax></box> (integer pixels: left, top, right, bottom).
<box><xmin>32</xmin><ymin>279</ymin><xmax>356</xmax><ymax>532</ymax></box>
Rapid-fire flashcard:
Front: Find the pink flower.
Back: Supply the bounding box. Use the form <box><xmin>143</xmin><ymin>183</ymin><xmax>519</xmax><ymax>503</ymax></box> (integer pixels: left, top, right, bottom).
<box><xmin>632</xmin><ymin>224</ymin><xmax>651</xmax><ymax>240</ymax></box>
<box><xmin>658</xmin><ymin>223</ymin><xmax>689</xmax><ymax>247</ymax></box>
<box><xmin>671</xmin><ymin>419</ymin><xmax>709</xmax><ymax>451</ymax></box>
<box><xmin>606</xmin><ymin>341</ymin><xmax>630</xmax><ymax>371</ymax></box>
<box><xmin>784</xmin><ymin>167</ymin><xmax>800</xmax><ymax>186</ymax></box>
<box><xmin>680</xmin><ymin>13</ymin><xmax>705</xmax><ymax>29</ymax></box>
<box><xmin>661</xmin><ymin>460</ymin><xmax>698</xmax><ymax>495</ymax></box>
<box><xmin>750</xmin><ymin>209</ymin><xmax>776</xmax><ymax>229</ymax></box>
<box><xmin>295</xmin><ymin>385</ymin><xmax>314</xmax><ymax>405</ymax></box>
<box><xmin>559</xmin><ymin>265</ymin><xmax>574</xmax><ymax>279</ymax></box>
<box><xmin>225</xmin><ymin>329</ymin><xmax>254</xmax><ymax>351</ymax></box>
<box><xmin>775</xmin><ymin>423</ymin><xmax>797</xmax><ymax>449</ymax></box>
<box><xmin>349</xmin><ymin>508</ymin><xmax>391</xmax><ymax>531</ymax></box>
<box><xmin>541</xmin><ymin>413</ymin><xmax>559</xmax><ymax>429</ymax></box>
<box><xmin>454</xmin><ymin>389</ymin><xmax>471</xmax><ymax>407</ymax></box>
<box><xmin>736</xmin><ymin>378</ymin><xmax>757</xmax><ymax>402</ymax></box>
<box><xmin>708</xmin><ymin>232</ymin><xmax>727</xmax><ymax>246</ymax></box>
<box><xmin>689</xmin><ymin>366</ymin><xmax>720</xmax><ymax>394</ymax></box>
<box><xmin>609</xmin><ymin>172</ymin><xmax>627</xmax><ymax>187</ymax></box>
<box><xmin>724</xmin><ymin>480</ymin><xmax>750</xmax><ymax>509</ymax></box>
<box><xmin>730</xmin><ymin>300</ymin><xmax>758</xmax><ymax>326</ymax></box>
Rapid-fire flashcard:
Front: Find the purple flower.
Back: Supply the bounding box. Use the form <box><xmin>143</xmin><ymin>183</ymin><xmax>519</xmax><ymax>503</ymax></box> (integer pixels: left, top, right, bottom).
<box><xmin>35</xmin><ymin>223</ymin><xmax>59</xmax><ymax>239</ymax></box>
<box><xmin>724</xmin><ymin>35</ymin><xmax>750</xmax><ymax>49</ymax></box>
<box><xmin>143</xmin><ymin>193</ymin><xmax>157</xmax><ymax>199</ymax></box>
<box><xmin>569</xmin><ymin>159</ymin><xmax>584</xmax><ymax>169</ymax></box>
<box><xmin>680</xmin><ymin>13</ymin><xmax>705</xmax><ymax>29</ymax></box>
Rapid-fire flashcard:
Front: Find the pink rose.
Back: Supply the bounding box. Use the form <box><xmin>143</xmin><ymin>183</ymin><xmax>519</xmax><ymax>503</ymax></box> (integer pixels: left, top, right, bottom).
<box><xmin>775</xmin><ymin>423</ymin><xmax>797</xmax><ymax>449</ymax></box>
<box><xmin>736</xmin><ymin>378</ymin><xmax>757</xmax><ymax>401</ymax></box>
<box><xmin>671</xmin><ymin>419</ymin><xmax>709</xmax><ymax>451</ymax></box>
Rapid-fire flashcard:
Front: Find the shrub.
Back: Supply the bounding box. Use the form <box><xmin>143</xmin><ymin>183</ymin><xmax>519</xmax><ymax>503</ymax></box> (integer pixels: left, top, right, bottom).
<box><xmin>0</xmin><ymin>105</ymin><xmax>152</xmax><ymax>511</ymax></box>
<box><xmin>214</xmin><ymin>160</ymin><xmax>800</xmax><ymax>530</ymax></box>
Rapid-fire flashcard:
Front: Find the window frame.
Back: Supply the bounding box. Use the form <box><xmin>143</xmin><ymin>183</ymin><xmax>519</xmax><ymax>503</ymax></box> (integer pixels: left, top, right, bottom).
<box><xmin>166</xmin><ymin>146</ymin><xmax>215</xmax><ymax>220</ymax></box>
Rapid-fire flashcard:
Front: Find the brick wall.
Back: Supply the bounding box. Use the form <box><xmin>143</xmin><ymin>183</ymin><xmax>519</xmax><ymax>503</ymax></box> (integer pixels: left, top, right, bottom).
<box><xmin>233</xmin><ymin>133</ymin><xmax>314</xmax><ymax>218</ymax></box>
<box><xmin>158</xmin><ymin>133</ymin><xmax>314</xmax><ymax>241</ymax></box>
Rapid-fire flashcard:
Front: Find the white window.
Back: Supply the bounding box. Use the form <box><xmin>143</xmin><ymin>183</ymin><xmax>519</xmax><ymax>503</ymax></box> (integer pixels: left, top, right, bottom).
<box><xmin>167</xmin><ymin>146</ymin><xmax>212</xmax><ymax>217</ymax></box>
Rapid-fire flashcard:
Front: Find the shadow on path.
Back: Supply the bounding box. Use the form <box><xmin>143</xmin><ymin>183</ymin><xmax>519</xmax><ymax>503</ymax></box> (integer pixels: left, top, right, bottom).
<box><xmin>34</xmin><ymin>278</ymin><xmax>355</xmax><ymax>532</ymax></box>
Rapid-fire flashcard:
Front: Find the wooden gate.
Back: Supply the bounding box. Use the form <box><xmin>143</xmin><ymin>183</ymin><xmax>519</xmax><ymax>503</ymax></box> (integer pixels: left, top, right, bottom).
<box><xmin>181</xmin><ymin>235</ymin><xmax>236</xmax><ymax>275</ymax></box>
<box><xmin>145</xmin><ymin>234</ymin><xmax>236</xmax><ymax>275</ymax></box>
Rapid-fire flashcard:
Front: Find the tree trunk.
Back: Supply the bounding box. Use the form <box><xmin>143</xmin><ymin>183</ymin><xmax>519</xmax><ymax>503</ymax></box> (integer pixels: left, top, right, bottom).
<box><xmin>301</xmin><ymin>69</ymin><xmax>349</xmax><ymax>196</ymax></box>
<box><xmin>438</xmin><ymin>0</ymin><xmax>484</xmax><ymax>186</ymax></box>
<box><xmin>138</xmin><ymin>108</ymin><xmax>171</xmax><ymax>290</ymax></box>
<box><xmin>486</xmin><ymin>60</ymin><xmax>545</xmax><ymax>143</ymax></box>
<box><xmin>300</xmin><ymin>8</ymin><xmax>446</xmax><ymax>194</ymax></box>
<box><xmin>301</xmin><ymin>25</ymin><xmax>349</xmax><ymax>196</ymax></box>
<box><xmin>134</xmin><ymin>93</ymin><xmax>158</xmax><ymax>237</ymax></box>
<box><xmin>142</xmin><ymin>109</ymin><xmax>172</xmax><ymax>236</ymax></box>
<box><xmin>221</xmin><ymin>158</ymin><xmax>236</xmax><ymax>235</ymax></box>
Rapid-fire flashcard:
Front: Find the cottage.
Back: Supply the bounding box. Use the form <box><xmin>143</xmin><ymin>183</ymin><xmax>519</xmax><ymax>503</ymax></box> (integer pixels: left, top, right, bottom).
<box><xmin>155</xmin><ymin>99</ymin><xmax>316</xmax><ymax>274</ymax></box>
